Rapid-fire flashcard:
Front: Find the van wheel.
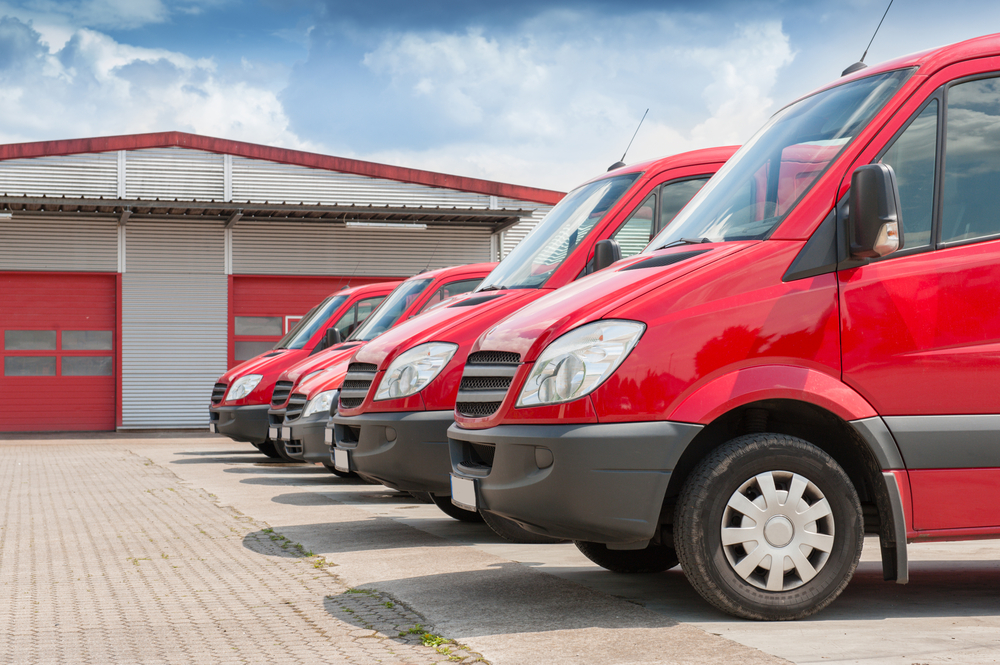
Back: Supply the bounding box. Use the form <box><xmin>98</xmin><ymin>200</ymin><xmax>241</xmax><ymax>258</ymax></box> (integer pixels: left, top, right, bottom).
<box><xmin>481</xmin><ymin>510</ymin><xmax>565</xmax><ymax>544</ymax></box>
<box><xmin>321</xmin><ymin>462</ymin><xmax>355</xmax><ymax>478</ymax></box>
<box><xmin>430</xmin><ymin>494</ymin><xmax>484</xmax><ymax>522</ymax></box>
<box><xmin>575</xmin><ymin>541</ymin><xmax>679</xmax><ymax>573</ymax></box>
<box><xmin>674</xmin><ymin>433</ymin><xmax>863</xmax><ymax>620</ymax></box>
<box><xmin>257</xmin><ymin>441</ymin><xmax>282</xmax><ymax>459</ymax></box>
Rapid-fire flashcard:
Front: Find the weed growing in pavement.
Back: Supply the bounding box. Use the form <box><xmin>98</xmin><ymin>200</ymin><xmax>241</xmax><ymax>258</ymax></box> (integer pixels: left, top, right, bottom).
<box><xmin>384</xmin><ymin>601</ymin><xmax>394</xmax><ymax>608</ymax></box>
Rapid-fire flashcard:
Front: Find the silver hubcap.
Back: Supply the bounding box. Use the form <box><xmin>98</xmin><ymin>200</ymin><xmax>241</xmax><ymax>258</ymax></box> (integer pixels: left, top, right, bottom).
<box><xmin>721</xmin><ymin>470</ymin><xmax>835</xmax><ymax>592</ymax></box>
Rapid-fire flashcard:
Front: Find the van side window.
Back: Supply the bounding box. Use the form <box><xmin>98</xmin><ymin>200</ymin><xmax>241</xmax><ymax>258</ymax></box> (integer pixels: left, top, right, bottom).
<box><xmin>660</xmin><ymin>178</ymin><xmax>709</xmax><ymax>228</ymax></box>
<box><xmin>417</xmin><ymin>278</ymin><xmax>482</xmax><ymax>313</ymax></box>
<box><xmin>879</xmin><ymin>100</ymin><xmax>938</xmax><ymax>249</ymax></box>
<box><xmin>612</xmin><ymin>193</ymin><xmax>655</xmax><ymax>258</ymax></box>
<box><xmin>941</xmin><ymin>77</ymin><xmax>1000</xmax><ymax>244</ymax></box>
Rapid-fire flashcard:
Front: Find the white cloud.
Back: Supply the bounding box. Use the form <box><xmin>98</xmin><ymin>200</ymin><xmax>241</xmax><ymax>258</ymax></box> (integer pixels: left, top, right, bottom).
<box><xmin>0</xmin><ymin>17</ymin><xmax>316</xmax><ymax>150</ymax></box>
<box><xmin>355</xmin><ymin>13</ymin><xmax>794</xmax><ymax>190</ymax></box>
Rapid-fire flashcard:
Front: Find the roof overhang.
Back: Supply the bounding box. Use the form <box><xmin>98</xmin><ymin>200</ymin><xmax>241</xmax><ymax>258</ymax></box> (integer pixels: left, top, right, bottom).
<box><xmin>0</xmin><ymin>196</ymin><xmax>532</xmax><ymax>233</ymax></box>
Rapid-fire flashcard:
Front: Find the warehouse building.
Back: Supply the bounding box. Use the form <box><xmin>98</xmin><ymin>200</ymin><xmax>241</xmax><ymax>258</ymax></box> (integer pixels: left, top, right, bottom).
<box><xmin>0</xmin><ymin>132</ymin><xmax>561</xmax><ymax>432</ymax></box>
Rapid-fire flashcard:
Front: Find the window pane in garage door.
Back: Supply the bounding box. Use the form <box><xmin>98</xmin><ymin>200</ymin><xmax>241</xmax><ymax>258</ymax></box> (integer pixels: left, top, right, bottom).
<box><xmin>63</xmin><ymin>356</ymin><xmax>113</xmax><ymax>376</ymax></box>
<box><xmin>63</xmin><ymin>331</ymin><xmax>114</xmax><ymax>350</ymax></box>
<box><xmin>5</xmin><ymin>357</ymin><xmax>57</xmax><ymax>376</ymax></box>
<box><xmin>5</xmin><ymin>331</ymin><xmax>57</xmax><ymax>350</ymax></box>
<box><xmin>234</xmin><ymin>317</ymin><xmax>283</xmax><ymax>336</ymax></box>
<box><xmin>234</xmin><ymin>341</ymin><xmax>277</xmax><ymax>362</ymax></box>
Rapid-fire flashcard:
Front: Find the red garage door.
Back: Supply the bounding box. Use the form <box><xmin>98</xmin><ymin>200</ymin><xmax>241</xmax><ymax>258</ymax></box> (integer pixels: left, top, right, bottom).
<box><xmin>230</xmin><ymin>275</ymin><xmax>391</xmax><ymax>367</ymax></box>
<box><xmin>1</xmin><ymin>272</ymin><xmax>118</xmax><ymax>432</ymax></box>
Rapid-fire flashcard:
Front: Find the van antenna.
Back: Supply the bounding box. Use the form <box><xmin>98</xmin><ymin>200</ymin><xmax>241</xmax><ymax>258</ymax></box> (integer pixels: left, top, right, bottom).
<box><xmin>342</xmin><ymin>261</ymin><xmax>360</xmax><ymax>290</ymax></box>
<box><xmin>608</xmin><ymin>108</ymin><xmax>649</xmax><ymax>171</ymax></box>
<box><xmin>418</xmin><ymin>238</ymin><xmax>443</xmax><ymax>274</ymax></box>
<box><xmin>842</xmin><ymin>0</ymin><xmax>894</xmax><ymax>76</ymax></box>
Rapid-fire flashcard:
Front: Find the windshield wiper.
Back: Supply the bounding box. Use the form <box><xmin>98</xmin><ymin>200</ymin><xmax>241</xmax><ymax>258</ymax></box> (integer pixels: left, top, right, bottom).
<box><xmin>660</xmin><ymin>237</ymin><xmax>713</xmax><ymax>249</ymax></box>
<box><xmin>478</xmin><ymin>284</ymin><xmax>507</xmax><ymax>292</ymax></box>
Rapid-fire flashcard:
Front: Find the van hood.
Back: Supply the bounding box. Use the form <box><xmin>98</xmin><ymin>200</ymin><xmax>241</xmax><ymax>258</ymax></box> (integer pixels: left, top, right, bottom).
<box><xmin>297</xmin><ymin>360</ymin><xmax>350</xmax><ymax>399</ymax></box>
<box><xmin>474</xmin><ymin>243</ymin><xmax>756</xmax><ymax>362</ymax></box>
<box><xmin>218</xmin><ymin>348</ymin><xmax>295</xmax><ymax>384</ymax></box>
<box><xmin>353</xmin><ymin>289</ymin><xmax>541</xmax><ymax>370</ymax></box>
<box><xmin>278</xmin><ymin>343</ymin><xmax>364</xmax><ymax>386</ymax></box>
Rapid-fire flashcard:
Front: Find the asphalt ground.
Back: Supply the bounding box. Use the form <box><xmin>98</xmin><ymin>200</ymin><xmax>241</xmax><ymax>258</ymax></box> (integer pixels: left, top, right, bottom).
<box><xmin>4</xmin><ymin>433</ymin><xmax>1000</xmax><ymax>664</ymax></box>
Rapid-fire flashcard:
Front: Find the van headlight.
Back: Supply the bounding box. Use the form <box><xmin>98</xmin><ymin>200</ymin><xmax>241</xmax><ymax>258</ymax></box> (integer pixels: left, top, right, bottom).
<box><xmin>303</xmin><ymin>390</ymin><xmax>338</xmax><ymax>418</ymax></box>
<box><xmin>374</xmin><ymin>342</ymin><xmax>458</xmax><ymax>400</ymax></box>
<box><xmin>226</xmin><ymin>374</ymin><xmax>263</xmax><ymax>401</ymax></box>
<box><xmin>517</xmin><ymin>320</ymin><xmax>645</xmax><ymax>407</ymax></box>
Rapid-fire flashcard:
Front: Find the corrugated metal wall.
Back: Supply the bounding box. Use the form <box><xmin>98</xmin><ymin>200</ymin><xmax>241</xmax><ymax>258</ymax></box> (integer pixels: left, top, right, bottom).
<box><xmin>232</xmin><ymin>221</ymin><xmax>492</xmax><ymax>276</ymax></box>
<box><xmin>125</xmin><ymin>149</ymin><xmax>226</xmax><ymax>201</ymax></box>
<box><xmin>232</xmin><ymin>157</ymin><xmax>492</xmax><ymax>207</ymax></box>
<box><xmin>0</xmin><ymin>153</ymin><xmax>118</xmax><ymax>198</ymax></box>
<box><xmin>0</xmin><ymin>216</ymin><xmax>118</xmax><ymax>271</ymax></box>
<box><xmin>121</xmin><ymin>220</ymin><xmax>227</xmax><ymax>428</ymax></box>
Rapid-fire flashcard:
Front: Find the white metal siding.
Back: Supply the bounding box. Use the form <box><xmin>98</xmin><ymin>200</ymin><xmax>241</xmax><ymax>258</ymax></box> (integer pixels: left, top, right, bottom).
<box><xmin>498</xmin><ymin>204</ymin><xmax>552</xmax><ymax>258</ymax></box>
<box><xmin>0</xmin><ymin>216</ymin><xmax>118</xmax><ymax>271</ymax></box>
<box><xmin>0</xmin><ymin>153</ymin><xmax>118</xmax><ymax>198</ymax></box>
<box><xmin>126</xmin><ymin>219</ymin><xmax>225</xmax><ymax>274</ymax></box>
<box><xmin>121</xmin><ymin>220</ymin><xmax>226</xmax><ymax>429</ymax></box>
<box><xmin>232</xmin><ymin>221</ymin><xmax>492</xmax><ymax>276</ymax></box>
<box><xmin>125</xmin><ymin>148</ymin><xmax>225</xmax><ymax>202</ymax></box>
<box><xmin>231</xmin><ymin>157</ymin><xmax>494</xmax><ymax>207</ymax></box>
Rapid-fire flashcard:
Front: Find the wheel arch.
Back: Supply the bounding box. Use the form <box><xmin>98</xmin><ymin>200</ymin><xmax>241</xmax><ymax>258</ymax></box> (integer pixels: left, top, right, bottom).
<box><xmin>662</xmin><ymin>398</ymin><xmax>909</xmax><ymax>583</ymax></box>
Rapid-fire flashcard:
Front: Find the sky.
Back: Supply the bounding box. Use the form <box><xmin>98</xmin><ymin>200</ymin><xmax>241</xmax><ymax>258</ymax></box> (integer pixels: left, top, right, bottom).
<box><xmin>0</xmin><ymin>1</ymin><xmax>998</xmax><ymax>192</ymax></box>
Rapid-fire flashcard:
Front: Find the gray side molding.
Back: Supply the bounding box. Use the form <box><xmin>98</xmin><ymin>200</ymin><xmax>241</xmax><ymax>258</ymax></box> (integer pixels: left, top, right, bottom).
<box><xmin>850</xmin><ymin>416</ymin><xmax>905</xmax><ymax>469</ymax></box>
<box><xmin>881</xmin><ymin>471</ymin><xmax>909</xmax><ymax>584</ymax></box>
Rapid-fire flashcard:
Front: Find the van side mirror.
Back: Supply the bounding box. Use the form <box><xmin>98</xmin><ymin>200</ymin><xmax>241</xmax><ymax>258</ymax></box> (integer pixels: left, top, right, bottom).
<box><xmin>323</xmin><ymin>327</ymin><xmax>343</xmax><ymax>349</ymax></box>
<box><xmin>593</xmin><ymin>239</ymin><xmax>622</xmax><ymax>272</ymax></box>
<box><xmin>849</xmin><ymin>163</ymin><xmax>903</xmax><ymax>259</ymax></box>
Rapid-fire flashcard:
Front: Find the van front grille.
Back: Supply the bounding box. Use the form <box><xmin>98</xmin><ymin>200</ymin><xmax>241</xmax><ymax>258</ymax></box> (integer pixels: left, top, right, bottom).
<box><xmin>339</xmin><ymin>362</ymin><xmax>378</xmax><ymax>410</ymax></box>
<box><xmin>271</xmin><ymin>381</ymin><xmax>294</xmax><ymax>407</ymax></box>
<box><xmin>211</xmin><ymin>383</ymin><xmax>227</xmax><ymax>404</ymax></box>
<box><xmin>455</xmin><ymin>351</ymin><xmax>520</xmax><ymax>419</ymax></box>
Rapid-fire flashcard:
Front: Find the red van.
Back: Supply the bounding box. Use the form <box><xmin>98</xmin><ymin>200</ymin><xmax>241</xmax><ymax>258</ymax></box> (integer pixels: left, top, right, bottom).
<box><xmin>209</xmin><ymin>281</ymin><xmax>398</xmax><ymax>457</ymax></box>
<box><xmin>448</xmin><ymin>34</ymin><xmax>1000</xmax><ymax>619</ymax></box>
<box><xmin>330</xmin><ymin>147</ymin><xmax>735</xmax><ymax>538</ymax></box>
<box><xmin>266</xmin><ymin>263</ymin><xmax>495</xmax><ymax>463</ymax></box>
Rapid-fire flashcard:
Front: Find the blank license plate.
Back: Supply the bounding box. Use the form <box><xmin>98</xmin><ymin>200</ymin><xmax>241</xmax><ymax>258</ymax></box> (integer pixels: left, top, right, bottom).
<box><xmin>268</xmin><ymin>426</ymin><xmax>280</xmax><ymax>441</ymax></box>
<box><xmin>324</xmin><ymin>428</ymin><xmax>333</xmax><ymax>445</ymax></box>
<box><xmin>333</xmin><ymin>448</ymin><xmax>350</xmax><ymax>472</ymax></box>
<box><xmin>209</xmin><ymin>423</ymin><xmax>217</xmax><ymax>434</ymax></box>
<box><xmin>450</xmin><ymin>475</ymin><xmax>477</xmax><ymax>511</ymax></box>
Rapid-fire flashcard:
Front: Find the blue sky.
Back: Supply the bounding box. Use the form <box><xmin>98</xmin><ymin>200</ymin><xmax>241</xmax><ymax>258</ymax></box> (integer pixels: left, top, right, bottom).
<box><xmin>0</xmin><ymin>0</ymin><xmax>998</xmax><ymax>190</ymax></box>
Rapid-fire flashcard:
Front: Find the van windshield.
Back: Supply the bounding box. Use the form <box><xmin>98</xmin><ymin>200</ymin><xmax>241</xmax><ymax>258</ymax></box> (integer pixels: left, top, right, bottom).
<box><xmin>347</xmin><ymin>278</ymin><xmax>433</xmax><ymax>342</ymax></box>
<box><xmin>275</xmin><ymin>295</ymin><xmax>349</xmax><ymax>350</ymax></box>
<box><xmin>649</xmin><ymin>69</ymin><xmax>912</xmax><ymax>248</ymax></box>
<box><xmin>477</xmin><ymin>172</ymin><xmax>642</xmax><ymax>291</ymax></box>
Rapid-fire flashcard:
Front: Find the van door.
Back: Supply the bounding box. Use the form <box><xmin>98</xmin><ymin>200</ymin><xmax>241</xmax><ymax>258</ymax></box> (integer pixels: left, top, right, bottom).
<box><xmin>840</xmin><ymin>74</ymin><xmax>1000</xmax><ymax>531</ymax></box>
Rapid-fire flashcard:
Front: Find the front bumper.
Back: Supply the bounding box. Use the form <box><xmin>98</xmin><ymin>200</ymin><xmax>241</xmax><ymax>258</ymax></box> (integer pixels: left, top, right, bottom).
<box><xmin>209</xmin><ymin>404</ymin><xmax>271</xmax><ymax>444</ymax></box>
<box><xmin>447</xmin><ymin>420</ymin><xmax>702</xmax><ymax>545</ymax></box>
<box><xmin>289</xmin><ymin>413</ymin><xmax>332</xmax><ymax>463</ymax></box>
<box><xmin>331</xmin><ymin>410</ymin><xmax>454</xmax><ymax>493</ymax></box>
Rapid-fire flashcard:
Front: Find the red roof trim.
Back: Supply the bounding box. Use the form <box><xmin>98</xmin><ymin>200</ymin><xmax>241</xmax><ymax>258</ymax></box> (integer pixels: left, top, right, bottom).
<box><xmin>0</xmin><ymin>131</ymin><xmax>564</xmax><ymax>205</ymax></box>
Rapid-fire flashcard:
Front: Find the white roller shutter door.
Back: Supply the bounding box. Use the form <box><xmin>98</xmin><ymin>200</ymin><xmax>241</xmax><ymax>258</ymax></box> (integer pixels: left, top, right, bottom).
<box><xmin>0</xmin><ymin>216</ymin><xmax>118</xmax><ymax>272</ymax></box>
<box><xmin>232</xmin><ymin>221</ymin><xmax>492</xmax><ymax>276</ymax></box>
<box><xmin>122</xmin><ymin>219</ymin><xmax>226</xmax><ymax>428</ymax></box>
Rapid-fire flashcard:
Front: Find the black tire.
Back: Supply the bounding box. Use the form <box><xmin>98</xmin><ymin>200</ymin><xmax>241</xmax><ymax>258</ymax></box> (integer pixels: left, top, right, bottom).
<box><xmin>430</xmin><ymin>494</ymin><xmax>484</xmax><ymax>522</ymax></box>
<box><xmin>408</xmin><ymin>491</ymin><xmax>434</xmax><ymax>504</ymax></box>
<box><xmin>480</xmin><ymin>510</ymin><xmax>565</xmax><ymax>544</ymax></box>
<box><xmin>575</xmin><ymin>540</ymin><xmax>679</xmax><ymax>573</ymax></box>
<box><xmin>674</xmin><ymin>433</ymin><xmax>863</xmax><ymax>621</ymax></box>
<box><xmin>322</xmin><ymin>462</ymin><xmax>355</xmax><ymax>478</ymax></box>
<box><xmin>256</xmin><ymin>441</ymin><xmax>282</xmax><ymax>459</ymax></box>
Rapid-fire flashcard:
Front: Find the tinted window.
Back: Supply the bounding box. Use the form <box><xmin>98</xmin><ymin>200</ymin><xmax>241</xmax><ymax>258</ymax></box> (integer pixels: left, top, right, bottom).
<box><xmin>348</xmin><ymin>278</ymin><xmax>433</xmax><ymax>341</ymax></box>
<box><xmin>941</xmin><ymin>77</ymin><xmax>1000</xmax><ymax>244</ymax></box>
<box><xmin>612</xmin><ymin>194</ymin><xmax>655</xmax><ymax>258</ymax></box>
<box><xmin>275</xmin><ymin>295</ymin><xmax>349</xmax><ymax>350</ymax></box>
<box><xmin>880</xmin><ymin>100</ymin><xmax>938</xmax><ymax>249</ymax></box>
<box><xmin>417</xmin><ymin>278</ymin><xmax>483</xmax><ymax>313</ymax></box>
<box><xmin>659</xmin><ymin>178</ymin><xmax>708</xmax><ymax>228</ymax></box>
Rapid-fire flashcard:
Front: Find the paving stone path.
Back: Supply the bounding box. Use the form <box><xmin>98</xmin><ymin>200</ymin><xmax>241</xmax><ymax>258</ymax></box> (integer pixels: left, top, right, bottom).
<box><xmin>0</xmin><ymin>442</ymin><xmax>483</xmax><ymax>664</ymax></box>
